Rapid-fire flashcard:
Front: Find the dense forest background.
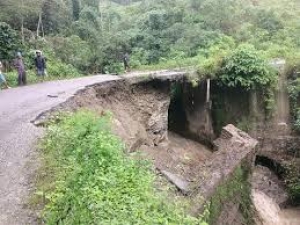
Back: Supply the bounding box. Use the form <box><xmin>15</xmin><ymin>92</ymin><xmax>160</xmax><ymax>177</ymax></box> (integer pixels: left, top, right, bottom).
<box><xmin>0</xmin><ymin>0</ymin><xmax>300</xmax><ymax>75</ymax></box>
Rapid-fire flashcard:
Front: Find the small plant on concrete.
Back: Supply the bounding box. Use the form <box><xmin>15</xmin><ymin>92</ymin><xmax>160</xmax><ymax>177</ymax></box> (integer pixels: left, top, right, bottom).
<box><xmin>287</xmin><ymin>78</ymin><xmax>300</xmax><ymax>132</ymax></box>
<box><xmin>284</xmin><ymin>162</ymin><xmax>300</xmax><ymax>204</ymax></box>
<box><xmin>217</xmin><ymin>44</ymin><xmax>277</xmax><ymax>117</ymax></box>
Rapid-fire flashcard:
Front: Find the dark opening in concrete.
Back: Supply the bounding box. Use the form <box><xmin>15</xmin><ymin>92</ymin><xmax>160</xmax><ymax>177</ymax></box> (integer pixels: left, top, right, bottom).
<box><xmin>211</xmin><ymin>82</ymin><xmax>250</xmax><ymax>135</ymax></box>
<box><xmin>168</xmin><ymin>83</ymin><xmax>189</xmax><ymax>136</ymax></box>
<box><xmin>168</xmin><ymin>82</ymin><xmax>214</xmax><ymax>148</ymax></box>
<box><xmin>255</xmin><ymin>155</ymin><xmax>286</xmax><ymax>179</ymax></box>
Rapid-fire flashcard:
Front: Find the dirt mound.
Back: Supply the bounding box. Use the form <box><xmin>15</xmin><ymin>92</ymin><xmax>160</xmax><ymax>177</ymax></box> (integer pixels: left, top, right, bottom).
<box><xmin>140</xmin><ymin>132</ymin><xmax>212</xmax><ymax>182</ymax></box>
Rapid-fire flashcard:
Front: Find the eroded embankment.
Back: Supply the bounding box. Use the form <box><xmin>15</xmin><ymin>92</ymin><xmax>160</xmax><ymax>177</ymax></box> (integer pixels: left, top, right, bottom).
<box><xmin>35</xmin><ymin>78</ymin><xmax>215</xmax><ymax>180</ymax></box>
<box><xmin>34</xmin><ymin>78</ymin><xmax>258</xmax><ymax>224</ymax></box>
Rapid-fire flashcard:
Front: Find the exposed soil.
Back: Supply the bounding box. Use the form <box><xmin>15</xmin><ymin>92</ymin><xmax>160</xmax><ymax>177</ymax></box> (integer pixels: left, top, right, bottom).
<box><xmin>43</xmin><ymin>78</ymin><xmax>214</xmax><ymax>186</ymax></box>
<box><xmin>140</xmin><ymin>131</ymin><xmax>212</xmax><ymax>182</ymax></box>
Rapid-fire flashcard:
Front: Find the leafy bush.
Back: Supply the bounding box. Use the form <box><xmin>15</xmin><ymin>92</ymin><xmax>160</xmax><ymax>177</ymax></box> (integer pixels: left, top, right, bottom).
<box><xmin>49</xmin><ymin>35</ymin><xmax>93</xmax><ymax>72</ymax></box>
<box><xmin>195</xmin><ymin>35</ymin><xmax>234</xmax><ymax>78</ymax></box>
<box><xmin>103</xmin><ymin>63</ymin><xmax>124</xmax><ymax>75</ymax></box>
<box><xmin>293</xmin><ymin>110</ymin><xmax>300</xmax><ymax>132</ymax></box>
<box><xmin>38</xmin><ymin>111</ymin><xmax>206</xmax><ymax>225</ymax></box>
<box><xmin>5</xmin><ymin>70</ymin><xmax>38</xmax><ymax>86</ymax></box>
<box><xmin>0</xmin><ymin>22</ymin><xmax>20</xmax><ymax>61</ymax></box>
<box><xmin>284</xmin><ymin>162</ymin><xmax>300</xmax><ymax>204</ymax></box>
<box><xmin>218</xmin><ymin>44</ymin><xmax>277</xmax><ymax>89</ymax></box>
<box><xmin>287</xmin><ymin>78</ymin><xmax>300</xmax><ymax>131</ymax></box>
<box><xmin>253</xmin><ymin>9</ymin><xmax>284</xmax><ymax>34</ymax></box>
<box><xmin>47</xmin><ymin>62</ymin><xmax>81</xmax><ymax>78</ymax></box>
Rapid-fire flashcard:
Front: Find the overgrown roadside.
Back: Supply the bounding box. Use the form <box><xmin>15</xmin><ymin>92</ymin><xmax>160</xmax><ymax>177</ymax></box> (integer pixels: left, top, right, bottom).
<box><xmin>32</xmin><ymin>110</ymin><xmax>208</xmax><ymax>225</ymax></box>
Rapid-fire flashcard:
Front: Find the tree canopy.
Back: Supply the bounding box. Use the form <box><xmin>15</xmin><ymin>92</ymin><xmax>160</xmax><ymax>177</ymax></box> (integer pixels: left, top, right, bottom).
<box><xmin>0</xmin><ymin>0</ymin><xmax>300</xmax><ymax>74</ymax></box>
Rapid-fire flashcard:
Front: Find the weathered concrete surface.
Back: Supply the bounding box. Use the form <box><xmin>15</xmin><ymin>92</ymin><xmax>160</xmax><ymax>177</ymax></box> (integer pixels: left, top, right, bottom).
<box><xmin>257</xmin><ymin>136</ymin><xmax>300</xmax><ymax>161</ymax></box>
<box><xmin>159</xmin><ymin>170</ymin><xmax>190</xmax><ymax>194</ymax></box>
<box><xmin>252</xmin><ymin>190</ymin><xmax>300</xmax><ymax>225</ymax></box>
<box><xmin>194</xmin><ymin>124</ymin><xmax>257</xmax><ymax>198</ymax></box>
<box><xmin>190</xmin><ymin>125</ymin><xmax>258</xmax><ymax>219</ymax></box>
<box><xmin>183</xmin><ymin>81</ymin><xmax>215</xmax><ymax>144</ymax></box>
<box><xmin>0</xmin><ymin>70</ymin><xmax>187</xmax><ymax>225</ymax></box>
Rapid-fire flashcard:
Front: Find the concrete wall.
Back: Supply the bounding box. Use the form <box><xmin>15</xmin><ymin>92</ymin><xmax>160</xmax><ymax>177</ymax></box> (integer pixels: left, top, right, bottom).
<box><xmin>189</xmin><ymin>125</ymin><xmax>258</xmax><ymax>225</ymax></box>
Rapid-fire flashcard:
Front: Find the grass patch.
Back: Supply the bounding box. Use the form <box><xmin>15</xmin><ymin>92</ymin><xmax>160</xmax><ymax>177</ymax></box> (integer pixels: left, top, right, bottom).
<box><xmin>34</xmin><ymin>110</ymin><xmax>207</xmax><ymax>225</ymax></box>
<box><xmin>4</xmin><ymin>69</ymin><xmax>82</xmax><ymax>88</ymax></box>
<box><xmin>203</xmin><ymin>166</ymin><xmax>254</xmax><ymax>225</ymax></box>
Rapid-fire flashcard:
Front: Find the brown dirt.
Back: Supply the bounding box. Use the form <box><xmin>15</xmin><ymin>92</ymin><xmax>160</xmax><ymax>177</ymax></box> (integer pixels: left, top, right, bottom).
<box><xmin>140</xmin><ymin>131</ymin><xmax>212</xmax><ymax>181</ymax></box>
<box><xmin>43</xmin><ymin>79</ymin><xmax>213</xmax><ymax>185</ymax></box>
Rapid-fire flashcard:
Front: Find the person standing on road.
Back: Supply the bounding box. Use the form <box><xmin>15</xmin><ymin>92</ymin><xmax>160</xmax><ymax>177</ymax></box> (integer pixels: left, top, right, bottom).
<box><xmin>34</xmin><ymin>50</ymin><xmax>46</xmax><ymax>81</ymax></box>
<box><xmin>123</xmin><ymin>52</ymin><xmax>130</xmax><ymax>73</ymax></box>
<box><xmin>14</xmin><ymin>52</ymin><xmax>26</xmax><ymax>86</ymax></box>
<box><xmin>0</xmin><ymin>61</ymin><xmax>10</xmax><ymax>89</ymax></box>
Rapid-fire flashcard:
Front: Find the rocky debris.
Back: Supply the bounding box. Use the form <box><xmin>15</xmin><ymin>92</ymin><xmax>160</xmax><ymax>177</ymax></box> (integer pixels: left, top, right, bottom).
<box><xmin>213</xmin><ymin>124</ymin><xmax>256</xmax><ymax>150</ymax></box>
<box><xmin>252</xmin><ymin>165</ymin><xmax>288</xmax><ymax>206</ymax></box>
<box><xmin>147</xmin><ymin>99</ymin><xmax>170</xmax><ymax>146</ymax></box>
<box><xmin>47</xmin><ymin>94</ymin><xmax>58</xmax><ymax>98</ymax></box>
<box><xmin>31</xmin><ymin>112</ymin><xmax>61</xmax><ymax>127</ymax></box>
<box><xmin>159</xmin><ymin>170</ymin><xmax>190</xmax><ymax>195</ymax></box>
<box><xmin>140</xmin><ymin>131</ymin><xmax>212</xmax><ymax>184</ymax></box>
<box><xmin>252</xmin><ymin>190</ymin><xmax>300</xmax><ymax>225</ymax></box>
<box><xmin>258</xmin><ymin>136</ymin><xmax>300</xmax><ymax>160</ymax></box>
<box><xmin>252</xmin><ymin>190</ymin><xmax>281</xmax><ymax>225</ymax></box>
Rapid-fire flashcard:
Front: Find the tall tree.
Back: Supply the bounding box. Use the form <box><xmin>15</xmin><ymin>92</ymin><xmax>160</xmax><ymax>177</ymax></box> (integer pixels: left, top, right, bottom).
<box><xmin>0</xmin><ymin>22</ymin><xmax>19</xmax><ymax>60</ymax></box>
<box><xmin>72</xmin><ymin>0</ymin><xmax>81</xmax><ymax>21</ymax></box>
<box><xmin>41</xmin><ymin>0</ymin><xmax>71</xmax><ymax>34</ymax></box>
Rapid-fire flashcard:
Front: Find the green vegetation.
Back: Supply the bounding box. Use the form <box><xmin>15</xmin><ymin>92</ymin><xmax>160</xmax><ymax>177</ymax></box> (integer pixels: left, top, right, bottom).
<box><xmin>284</xmin><ymin>161</ymin><xmax>300</xmax><ymax>204</ymax></box>
<box><xmin>288</xmin><ymin>78</ymin><xmax>300</xmax><ymax>132</ymax></box>
<box><xmin>212</xmin><ymin>44</ymin><xmax>277</xmax><ymax>116</ymax></box>
<box><xmin>0</xmin><ymin>22</ymin><xmax>20</xmax><ymax>60</ymax></box>
<box><xmin>1</xmin><ymin>0</ymin><xmax>300</xmax><ymax>76</ymax></box>
<box><xmin>35</xmin><ymin>110</ymin><xmax>207</xmax><ymax>225</ymax></box>
<box><xmin>1</xmin><ymin>0</ymin><xmax>300</xmax><ymax>218</ymax></box>
<box><xmin>218</xmin><ymin>44</ymin><xmax>276</xmax><ymax>89</ymax></box>
<box><xmin>203</xmin><ymin>166</ymin><xmax>254</xmax><ymax>225</ymax></box>
<box><xmin>236</xmin><ymin>117</ymin><xmax>253</xmax><ymax>133</ymax></box>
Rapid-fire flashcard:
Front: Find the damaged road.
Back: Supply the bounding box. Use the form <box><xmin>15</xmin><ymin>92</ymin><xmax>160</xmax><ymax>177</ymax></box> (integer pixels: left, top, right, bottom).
<box><xmin>0</xmin><ymin>71</ymin><xmax>185</xmax><ymax>225</ymax></box>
